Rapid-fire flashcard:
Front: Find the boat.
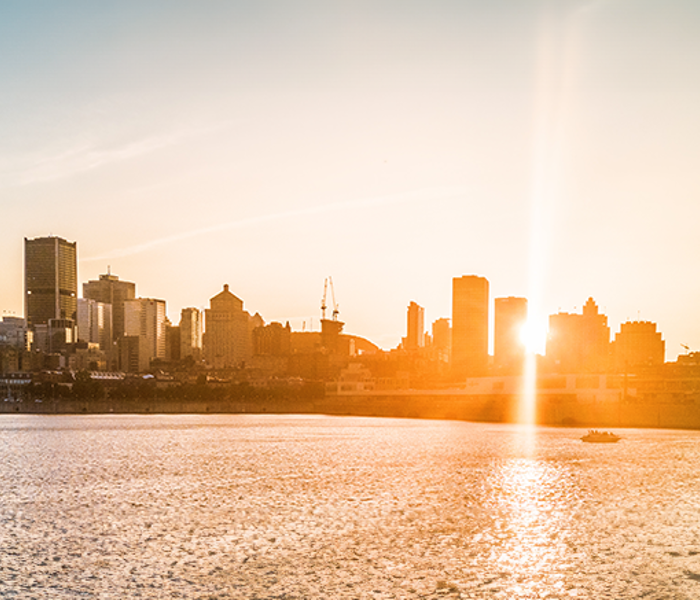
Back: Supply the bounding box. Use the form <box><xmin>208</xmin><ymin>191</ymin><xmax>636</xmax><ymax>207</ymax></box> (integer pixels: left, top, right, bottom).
<box><xmin>581</xmin><ymin>430</ymin><xmax>621</xmax><ymax>443</ymax></box>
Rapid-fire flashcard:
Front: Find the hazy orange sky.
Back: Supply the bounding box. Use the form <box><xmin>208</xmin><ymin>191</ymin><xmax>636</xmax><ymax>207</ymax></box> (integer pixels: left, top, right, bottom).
<box><xmin>2</xmin><ymin>1</ymin><xmax>699</xmax><ymax>358</ymax></box>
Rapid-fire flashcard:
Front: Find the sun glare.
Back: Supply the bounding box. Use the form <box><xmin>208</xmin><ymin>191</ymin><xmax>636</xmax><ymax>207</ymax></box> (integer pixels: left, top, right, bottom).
<box><xmin>520</xmin><ymin>319</ymin><xmax>546</xmax><ymax>356</ymax></box>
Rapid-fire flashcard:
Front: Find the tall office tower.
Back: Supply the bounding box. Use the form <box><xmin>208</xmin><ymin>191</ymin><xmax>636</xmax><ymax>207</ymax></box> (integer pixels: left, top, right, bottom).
<box><xmin>76</xmin><ymin>298</ymin><xmax>113</xmax><ymax>351</ymax></box>
<box><xmin>451</xmin><ymin>275</ymin><xmax>489</xmax><ymax>378</ymax></box>
<box><xmin>494</xmin><ymin>296</ymin><xmax>528</xmax><ymax>373</ymax></box>
<box><xmin>611</xmin><ymin>321</ymin><xmax>665</xmax><ymax>370</ymax></box>
<box><xmin>24</xmin><ymin>236</ymin><xmax>78</xmax><ymax>327</ymax></box>
<box><xmin>83</xmin><ymin>272</ymin><xmax>136</xmax><ymax>343</ymax></box>
<box><xmin>404</xmin><ymin>301</ymin><xmax>425</xmax><ymax>350</ymax></box>
<box><xmin>179</xmin><ymin>307</ymin><xmax>203</xmax><ymax>360</ymax></box>
<box><xmin>546</xmin><ymin>297</ymin><xmax>611</xmax><ymax>373</ymax></box>
<box><xmin>431</xmin><ymin>318</ymin><xmax>451</xmax><ymax>363</ymax></box>
<box><xmin>122</xmin><ymin>298</ymin><xmax>166</xmax><ymax>372</ymax></box>
<box><xmin>203</xmin><ymin>285</ymin><xmax>255</xmax><ymax>369</ymax></box>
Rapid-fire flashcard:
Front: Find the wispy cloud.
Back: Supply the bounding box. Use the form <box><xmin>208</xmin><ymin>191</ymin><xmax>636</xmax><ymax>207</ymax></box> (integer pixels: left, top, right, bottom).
<box><xmin>80</xmin><ymin>186</ymin><xmax>468</xmax><ymax>263</ymax></box>
<box><xmin>0</xmin><ymin>121</ymin><xmax>236</xmax><ymax>188</ymax></box>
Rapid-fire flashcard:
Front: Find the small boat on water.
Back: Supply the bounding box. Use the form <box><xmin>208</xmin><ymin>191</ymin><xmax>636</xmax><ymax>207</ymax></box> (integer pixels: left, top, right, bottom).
<box><xmin>581</xmin><ymin>430</ymin><xmax>621</xmax><ymax>443</ymax></box>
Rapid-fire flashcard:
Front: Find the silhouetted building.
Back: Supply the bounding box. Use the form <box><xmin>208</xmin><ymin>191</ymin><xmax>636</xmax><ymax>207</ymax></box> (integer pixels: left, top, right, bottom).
<box><xmin>431</xmin><ymin>318</ymin><xmax>451</xmax><ymax>363</ymax></box>
<box><xmin>452</xmin><ymin>275</ymin><xmax>489</xmax><ymax>378</ymax></box>
<box><xmin>83</xmin><ymin>272</ymin><xmax>136</xmax><ymax>344</ymax></box>
<box><xmin>546</xmin><ymin>298</ymin><xmax>610</xmax><ymax>373</ymax></box>
<box><xmin>494</xmin><ymin>296</ymin><xmax>527</xmax><ymax>373</ymax></box>
<box><xmin>179</xmin><ymin>307</ymin><xmax>203</xmax><ymax>361</ymax></box>
<box><xmin>254</xmin><ymin>322</ymin><xmax>292</xmax><ymax>356</ymax></box>
<box><xmin>165</xmin><ymin>318</ymin><xmax>180</xmax><ymax>363</ymax></box>
<box><xmin>320</xmin><ymin>318</ymin><xmax>345</xmax><ymax>355</ymax></box>
<box><xmin>203</xmin><ymin>284</ymin><xmax>256</xmax><ymax>369</ymax></box>
<box><xmin>612</xmin><ymin>321</ymin><xmax>665</xmax><ymax>370</ymax></box>
<box><xmin>404</xmin><ymin>301</ymin><xmax>425</xmax><ymax>351</ymax></box>
<box><xmin>24</xmin><ymin>236</ymin><xmax>77</xmax><ymax>327</ymax></box>
<box><xmin>122</xmin><ymin>298</ymin><xmax>166</xmax><ymax>372</ymax></box>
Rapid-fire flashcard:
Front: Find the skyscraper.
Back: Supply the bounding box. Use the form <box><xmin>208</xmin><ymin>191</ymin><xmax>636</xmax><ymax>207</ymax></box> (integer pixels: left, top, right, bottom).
<box><xmin>76</xmin><ymin>298</ymin><xmax>113</xmax><ymax>351</ymax></box>
<box><xmin>451</xmin><ymin>275</ymin><xmax>489</xmax><ymax>378</ymax></box>
<box><xmin>179</xmin><ymin>307</ymin><xmax>203</xmax><ymax>360</ymax></box>
<box><xmin>494</xmin><ymin>296</ymin><xmax>528</xmax><ymax>373</ymax></box>
<box><xmin>203</xmin><ymin>284</ymin><xmax>255</xmax><ymax>368</ymax></box>
<box><xmin>122</xmin><ymin>297</ymin><xmax>166</xmax><ymax>372</ymax></box>
<box><xmin>83</xmin><ymin>272</ymin><xmax>136</xmax><ymax>341</ymax></box>
<box><xmin>404</xmin><ymin>301</ymin><xmax>425</xmax><ymax>350</ymax></box>
<box><xmin>24</xmin><ymin>236</ymin><xmax>77</xmax><ymax>327</ymax></box>
<box><xmin>431</xmin><ymin>317</ymin><xmax>451</xmax><ymax>363</ymax></box>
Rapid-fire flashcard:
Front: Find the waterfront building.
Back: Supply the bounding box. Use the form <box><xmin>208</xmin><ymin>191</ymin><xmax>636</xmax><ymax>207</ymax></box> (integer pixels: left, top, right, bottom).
<box><xmin>24</xmin><ymin>236</ymin><xmax>77</xmax><ymax>327</ymax></box>
<box><xmin>546</xmin><ymin>298</ymin><xmax>611</xmax><ymax>373</ymax></box>
<box><xmin>451</xmin><ymin>275</ymin><xmax>489</xmax><ymax>378</ymax></box>
<box><xmin>612</xmin><ymin>321</ymin><xmax>665</xmax><ymax>370</ymax></box>
<box><xmin>203</xmin><ymin>285</ymin><xmax>257</xmax><ymax>369</ymax></box>
<box><xmin>494</xmin><ymin>296</ymin><xmax>527</xmax><ymax>373</ymax></box>
<box><xmin>83</xmin><ymin>272</ymin><xmax>136</xmax><ymax>343</ymax></box>
<box><xmin>179</xmin><ymin>307</ymin><xmax>203</xmax><ymax>361</ymax></box>
<box><xmin>122</xmin><ymin>298</ymin><xmax>166</xmax><ymax>372</ymax></box>
<box><xmin>404</xmin><ymin>301</ymin><xmax>425</xmax><ymax>351</ymax></box>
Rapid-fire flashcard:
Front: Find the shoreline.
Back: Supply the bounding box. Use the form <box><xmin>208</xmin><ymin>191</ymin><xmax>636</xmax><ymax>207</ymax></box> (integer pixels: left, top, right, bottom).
<box><xmin>3</xmin><ymin>393</ymin><xmax>700</xmax><ymax>431</ymax></box>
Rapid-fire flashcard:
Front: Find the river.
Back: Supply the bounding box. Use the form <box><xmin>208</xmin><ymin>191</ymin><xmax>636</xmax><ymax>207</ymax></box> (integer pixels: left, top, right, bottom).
<box><xmin>0</xmin><ymin>414</ymin><xmax>698</xmax><ymax>599</ymax></box>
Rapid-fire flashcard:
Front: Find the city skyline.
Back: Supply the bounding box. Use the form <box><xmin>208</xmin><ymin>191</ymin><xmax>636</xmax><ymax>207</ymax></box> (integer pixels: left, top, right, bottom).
<box><xmin>6</xmin><ymin>233</ymin><xmax>677</xmax><ymax>369</ymax></box>
<box><xmin>2</xmin><ymin>1</ymin><xmax>700</xmax><ymax>359</ymax></box>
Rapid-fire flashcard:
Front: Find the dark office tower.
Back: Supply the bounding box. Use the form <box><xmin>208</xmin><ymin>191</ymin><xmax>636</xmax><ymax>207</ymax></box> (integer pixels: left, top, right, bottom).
<box><xmin>24</xmin><ymin>236</ymin><xmax>78</xmax><ymax>327</ymax></box>
<box><xmin>494</xmin><ymin>296</ymin><xmax>528</xmax><ymax>373</ymax></box>
<box><xmin>451</xmin><ymin>275</ymin><xmax>489</xmax><ymax>378</ymax></box>
<box><xmin>83</xmin><ymin>272</ymin><xmax>136</xmax><ymax>341</ymax></box>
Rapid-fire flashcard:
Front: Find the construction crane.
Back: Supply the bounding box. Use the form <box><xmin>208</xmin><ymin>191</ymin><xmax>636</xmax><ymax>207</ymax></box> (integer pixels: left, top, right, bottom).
<box><xmin>321</xmin><ymin>276</ymin><xmax>340</xmax><ymax>321</ymax></box>
<box><xmin>321</xmin><ymin>279</ymin><xmax>328</xmax><ymax>320</ymax></box>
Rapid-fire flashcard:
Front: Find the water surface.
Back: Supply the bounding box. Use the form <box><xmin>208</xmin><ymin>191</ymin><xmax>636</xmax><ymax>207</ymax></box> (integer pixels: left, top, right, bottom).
<box><xmin>1</xmin><ymin>414</ymin><xmax>699</xmax><ymax>598</ymax></box>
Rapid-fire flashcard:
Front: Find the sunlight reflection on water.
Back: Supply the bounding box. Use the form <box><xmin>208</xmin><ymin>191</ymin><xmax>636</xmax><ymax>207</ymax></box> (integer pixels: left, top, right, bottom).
<box><xmin>1</xmin><ymin>415</ymin><xmax>699</xmax><ymax>599</ymax></box>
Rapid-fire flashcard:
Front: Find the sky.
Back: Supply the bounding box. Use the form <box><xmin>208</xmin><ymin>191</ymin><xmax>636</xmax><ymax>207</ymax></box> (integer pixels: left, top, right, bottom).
<box><xmin>1</xmin><ymin>0</ymin><xmax>700</xmax><ymax>358</ymax></box>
